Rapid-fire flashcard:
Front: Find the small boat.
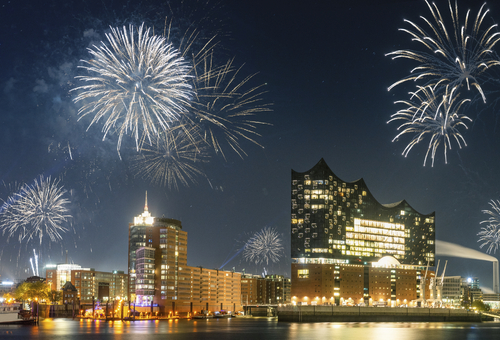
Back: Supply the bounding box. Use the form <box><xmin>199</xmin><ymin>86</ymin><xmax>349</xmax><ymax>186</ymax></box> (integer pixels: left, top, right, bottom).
<box><xmin>214</xmin><ymin>310</ymin><xmax>232</xmax><ymax>318</ymax></box>
<box><xmin>193</xmin><ymin>310</ymin><xmax>213</xmax><ymax>319</ymax></box>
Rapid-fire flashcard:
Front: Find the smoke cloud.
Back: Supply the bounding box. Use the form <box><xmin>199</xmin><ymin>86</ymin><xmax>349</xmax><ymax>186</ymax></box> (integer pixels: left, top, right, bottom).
<box><xmin>436</xmin><ymin>240</ymin><xmax>498</xmax><ymax>262</ymax></box>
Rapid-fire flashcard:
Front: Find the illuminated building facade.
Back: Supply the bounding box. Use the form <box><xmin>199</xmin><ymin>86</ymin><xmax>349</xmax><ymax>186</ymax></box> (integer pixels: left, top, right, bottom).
<box><xmin>128</xmin><ymin>193</ymin><xmax>242</xmax><ymax>314</ymax></box>
<box><xmin>45</xmin><ymin>265</ymin><xmax>129</xmax><ymax>304</ymax></box>
<box><xmin>127</xmin><ymin>192</ymin><xmax>187</xmax><ymax>307</ymax></box>
<box><xmin>45</xmin><ymin>264</ymin><xmax>89</xmax><ymax>291</ymax></box>
<box><xmin>240</xmin><ymin>274</ymin><xmax>291</xmax><ymax>306</ymax></box>
<box><xmin>290</xmin><ymin>159</ymin><xmax>436</xmax><ymax>306</ymax></box>
<box><xmin>176</xmin><ymin>266</ymin><xmax>241</xmax><ymax>314</ymax></box>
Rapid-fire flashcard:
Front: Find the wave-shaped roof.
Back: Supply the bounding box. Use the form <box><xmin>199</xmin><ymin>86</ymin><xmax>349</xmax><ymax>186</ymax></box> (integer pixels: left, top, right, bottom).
<box><xmin>292</xmin><ymin>158</ymin><xmax>434</xmax><ymax>217</ymax></box>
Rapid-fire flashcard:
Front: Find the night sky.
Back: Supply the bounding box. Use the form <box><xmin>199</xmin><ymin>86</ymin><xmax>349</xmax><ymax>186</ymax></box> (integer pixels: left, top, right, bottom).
<box><xmin>0</xmin><ymin>0</ymin><xmax>499</xmax><ymax>292</ymax></box>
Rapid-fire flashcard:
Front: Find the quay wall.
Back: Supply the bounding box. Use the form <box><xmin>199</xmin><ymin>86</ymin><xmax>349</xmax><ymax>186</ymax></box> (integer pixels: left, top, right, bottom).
<box><xmin>277</xmin><ymin>306</ymin><xmax>482</xmax><ymax>322</ymax></box>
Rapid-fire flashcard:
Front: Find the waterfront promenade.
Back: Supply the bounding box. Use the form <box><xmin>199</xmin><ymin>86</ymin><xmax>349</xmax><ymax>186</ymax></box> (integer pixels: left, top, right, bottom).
<box><xmin>277</xmin><ymin>305</ymin><xmax>483</xmax><ymax>322</ymax></box>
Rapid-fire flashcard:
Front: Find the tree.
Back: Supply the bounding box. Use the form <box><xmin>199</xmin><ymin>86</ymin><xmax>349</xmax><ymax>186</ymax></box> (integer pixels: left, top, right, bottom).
<box><xmin>49</xmin><ymin>290</ymin><xmax>62</xmax><ymax>304</ymax></box>
<box><xmin>15</xmin><ymin>281</ymin><xmax>51</xmax><ymax>302</ymax></box>
<box><xmin>472</xmin><ymin>300</ymin><xmax>490</xmax><ymax>312</ymax></box>
<box><xmin>2</xmin><ymin>293</ymin><xmax>15</xmax><ymax>303</ymax></box>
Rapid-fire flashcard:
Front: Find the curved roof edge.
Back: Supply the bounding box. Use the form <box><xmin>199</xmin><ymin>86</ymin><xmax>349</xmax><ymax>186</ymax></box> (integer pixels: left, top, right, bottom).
<box><xmin>292</xmin><ymin>158</ymin><xmax>435</xmax><ymax>217</ymax></box>
<box><xmin>376</xmin><ymin>256</ymin><xmax>401</xmax><ymax>266</ymax></box>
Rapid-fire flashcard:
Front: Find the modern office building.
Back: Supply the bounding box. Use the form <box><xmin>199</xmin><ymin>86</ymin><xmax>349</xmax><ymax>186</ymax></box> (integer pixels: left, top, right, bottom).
<box><xmin>441</xmin><ymin>276</ymin><xmax>463</xmax><ymax>307</ymax></box>
<box><xmin>45</xmin><ymin>264</ymin><xmax>88</xmax><ymax>291</ymax></box>
<box><xmin>290</xmin><ymin>159</ymin><xmax>436</xmax><ymax>306</ymax></box>
<box><xmin>441</xmin><ymin>276</ymin><xmax>488</xmax><ymax>308</ymax></box>
<box><xmin>462</xmin><ymin>277</ymin><xmax>483</xmax><ymax>305</ymax></box>
<box><xmin>128</xmin><ymin>193</ymin><xmax>242</xmax><ymax>314</ymax></box>
<box><xmin>483</xmin><ymin>293</ymin><xmax>500</xmax><ymax>310</ymax></box>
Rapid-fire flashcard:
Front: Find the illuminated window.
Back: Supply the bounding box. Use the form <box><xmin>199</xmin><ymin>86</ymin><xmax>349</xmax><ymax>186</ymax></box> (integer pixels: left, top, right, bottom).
<box><xmin>298</xmin><ymin>269</ymin><xmax>309</xmax><ymax>279</ymax></box>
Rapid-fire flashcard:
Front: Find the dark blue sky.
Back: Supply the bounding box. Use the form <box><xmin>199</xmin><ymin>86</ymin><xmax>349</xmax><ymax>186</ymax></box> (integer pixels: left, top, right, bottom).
<box><xmin>0</xmin><ymin>0</ymin><xmax>499</xmax><ymax>291</ymax></box>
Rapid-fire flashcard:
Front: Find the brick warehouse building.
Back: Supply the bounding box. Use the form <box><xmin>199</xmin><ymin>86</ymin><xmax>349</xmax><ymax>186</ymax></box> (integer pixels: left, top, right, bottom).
<box><xmin>240</xmin><ymin>274</ymin><xmax>291</xmax><ymax>306</ymax></box>
<box><xmin>290</xmin><ymin>159</ymin><xmax>436</xmax><ymax>306</ymax></box>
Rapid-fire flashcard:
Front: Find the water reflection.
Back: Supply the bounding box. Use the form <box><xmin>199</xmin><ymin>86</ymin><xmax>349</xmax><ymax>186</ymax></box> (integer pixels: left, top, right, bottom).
<box><xmin>1</xmin><ymin>318</ymin><xmax>499</xmax><ymax>340</ymax></box>
<box><xmin>285</xmin><ymin>322</ymin><xmax>500</xmax><ymax>340</ymax></box>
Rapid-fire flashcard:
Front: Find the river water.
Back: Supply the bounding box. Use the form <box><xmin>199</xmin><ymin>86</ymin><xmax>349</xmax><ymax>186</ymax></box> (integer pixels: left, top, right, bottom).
<box><xmin>0</xmin><ymin>318</ymin><xmax>499</xmax><ymax>339</ymax></box>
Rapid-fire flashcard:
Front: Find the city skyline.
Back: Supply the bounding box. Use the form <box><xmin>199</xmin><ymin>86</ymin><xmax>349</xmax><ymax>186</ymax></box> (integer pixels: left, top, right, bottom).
<box><xmin>0</xmin><ymin>0</ymin><xmax>499</xmax><ymax>293</ymax></box>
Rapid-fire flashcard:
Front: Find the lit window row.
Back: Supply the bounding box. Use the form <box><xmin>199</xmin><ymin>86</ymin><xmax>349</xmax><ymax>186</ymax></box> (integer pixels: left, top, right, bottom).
<box><xmin>347</xmin><ymin>232</ymin><xmax>405</xmax><ymax>245</ymax></box>
<box><xmin>311</xmin><ymin>248</ymin><xmax>329</xmax><ymax>253</ymax></box>
<box><xmin>346</xmin><ymin>239</ymin><xmax>404</xmax><ymax>249</ymax></box>
<box><xmin>354</xmin><ymin>226</ymin><xmax>405</xmax><ymax>238</ymax></box>
<box><xmin>355</xmin><ymin>218</ymin><xmax>405</xmax><ymax>231</ymax></box>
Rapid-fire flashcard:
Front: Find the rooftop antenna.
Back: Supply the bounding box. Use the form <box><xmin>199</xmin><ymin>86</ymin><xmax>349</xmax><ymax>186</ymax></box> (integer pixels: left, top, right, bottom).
<box><xmin>66</xmin><ymin>250</ymin><xmax>68</xmax><ymax>264</ymax></box>
<box><xmin>144</xmin><ymin>191</ymin><xmax>148</xmax><ymax>212</ymax></box>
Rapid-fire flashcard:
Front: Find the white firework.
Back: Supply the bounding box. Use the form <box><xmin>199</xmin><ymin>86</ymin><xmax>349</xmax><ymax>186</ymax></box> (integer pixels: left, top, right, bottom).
<box><xmin>388</xmin><ymin>84</ymin><xmax>471</xmax><ymax>166</ymax></box>
<box><xmin>189</xmin><ymin>55</ymin><xmax>272</xmax><ymax>159</ymax></box>
<box><xmin>386</xmin><ymin>0</ymin><xmax>500</xmax><ymax>103</ymax></box>
<box><xmin>478</xmin><ymin>199</ymin><xmax>500</xmax><ymax>254</ymax></box>
<box><xmin>72</xmin><ymin>23</ymin><xmax>194</xmax><ymax>154</ymax></box>
<box><xmin>243</xmin><ymin>227</ymin><xmax>284</xmax><ymax>265</ymax></box>
<box><xmin>0</xmin><ymin>176</ymin><xmax>71</xmax><ymax>244</ymax></box>
<box><xmin>131</xmin><ymin>125</ymin><xmax>209</xmax><ymax>190</ymax></box>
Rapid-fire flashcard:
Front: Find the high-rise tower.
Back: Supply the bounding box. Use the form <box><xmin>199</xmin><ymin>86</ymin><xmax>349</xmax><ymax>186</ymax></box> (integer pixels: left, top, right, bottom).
<box><xmin>128</xmin><ymin>192</ymin><xmax>187</xmax><ymax>307</ymax></box>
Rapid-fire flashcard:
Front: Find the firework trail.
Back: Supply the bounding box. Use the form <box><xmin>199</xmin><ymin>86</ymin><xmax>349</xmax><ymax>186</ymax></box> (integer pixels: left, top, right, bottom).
<box><xmin>188</xmin><ymin>55</ymin><xmax>272</xmax><ymax>159</ymax></box>
<box><xmin>386</xmin><ymin>0</ymin><xmax>500</xmax><ymax>103</ymax></box>
<box><xmin>388</xmin><ymin>84</ymin><xmax>471</xmax><ymax>166</ymax></box>
<box><xmin>243</xmin><ymin>226</ymin><xmax>284</xmax><ymax>265</ymax></box>
<box><xmin>131</xmin><ymin>125</ymin><xmax>209</xmax><ymax>189</ymax></box>
<box><xmin>0</xmin><ymin>176</ymin><xmax>72</xmax><ymax>244</ymax></box>
<box><xmin>72</xmin><ymin>23</ymin><xmax>194</xmax><ymax>154</ymax></box>
<box><xmin>478</xmin><ymin>199</ymin><xmax>500</xmax><ymax>254</ymax></box>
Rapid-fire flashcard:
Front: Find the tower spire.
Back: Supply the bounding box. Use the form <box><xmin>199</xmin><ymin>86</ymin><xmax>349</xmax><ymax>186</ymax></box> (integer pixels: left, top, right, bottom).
<box><xmin>145</xmin><ymin>191</ymin><xmax>148</xmax><ymax>212</ymax></box>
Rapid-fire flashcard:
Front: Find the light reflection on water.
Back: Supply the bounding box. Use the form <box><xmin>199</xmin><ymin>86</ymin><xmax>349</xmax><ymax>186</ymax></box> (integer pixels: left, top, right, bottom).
<box><xmin>0</xmin><ymin>318</ymin><xmax>499</xmax><ymax>340</ymax></box>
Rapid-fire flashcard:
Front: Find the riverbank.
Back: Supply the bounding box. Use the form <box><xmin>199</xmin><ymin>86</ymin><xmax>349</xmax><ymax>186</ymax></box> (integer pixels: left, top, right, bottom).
<box><xmin>277</xmin><ymin>306</ymin><xmax>483</xmax><ymax>322</ymax></box>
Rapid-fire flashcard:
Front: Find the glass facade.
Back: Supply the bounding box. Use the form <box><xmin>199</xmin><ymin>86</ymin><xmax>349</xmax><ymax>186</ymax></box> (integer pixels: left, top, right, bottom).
<box><xmin>291</xmin><ymin>159</ymin><xmax>435</xmax><ymax>266</ymax></box>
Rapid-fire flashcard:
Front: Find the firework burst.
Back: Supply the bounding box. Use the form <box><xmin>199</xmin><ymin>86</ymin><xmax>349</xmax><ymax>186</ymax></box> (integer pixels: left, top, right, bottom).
<box><xmin>386</xmin><ymin>0</ymin><xmax>500</xmax><ymax>103</ymax></box>
<box><xmin>478</xmin><ymin>199</ymin><xmax>500</xmax><ymax>254</ymax></box>
<box><xmin>72</xmin><ymin>23</ymin><xmax>194</xmax><ymax>154</ymax></box>
<box><xmin>388</xmin><ymin>84</ymin><xmax>471</xmax><ymax>166</ymax></box>
<box><xmin>243</xmin><ymin>226</ymin><xmax>284</xmax><ymax>265</ymax></box>
<box><xmin>131</xmin><ymin>125</ymin><xmax>209</xmax><ymax>189</ymax></box>
<box><xmin>0</xmin><ymin>176</ymin><xmax>72</xmax><ymax>244</ymax></box>
<box><xmin>188</xmin><ymin>55</ymin><xmax>272</xmax><ymax>159</ymax></box>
